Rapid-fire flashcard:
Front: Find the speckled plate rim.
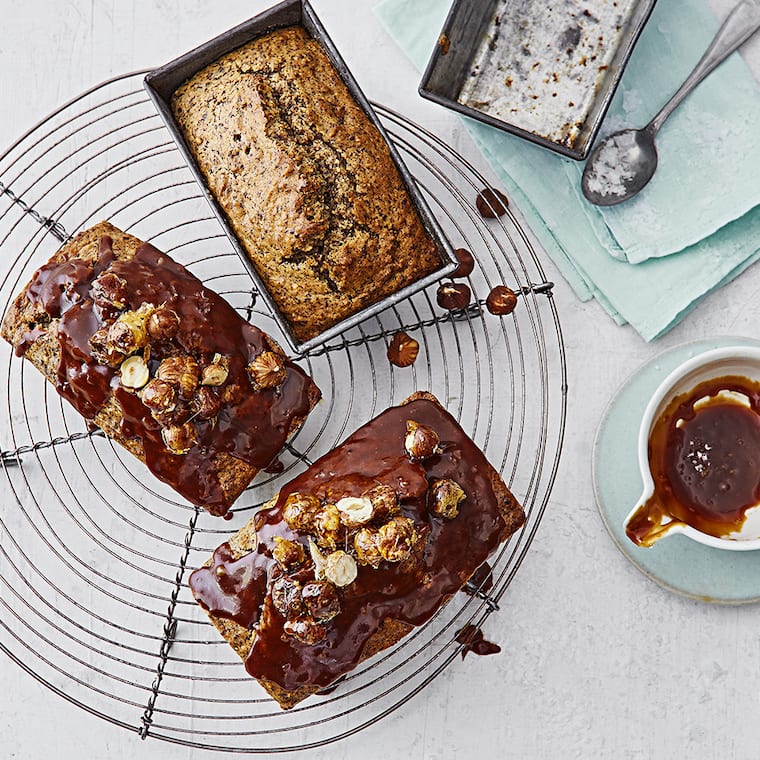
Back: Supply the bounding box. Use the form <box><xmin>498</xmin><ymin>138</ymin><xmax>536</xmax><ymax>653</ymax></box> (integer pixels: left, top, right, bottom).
<box><xmin>592</xmin><ymin>336</ymin><xmax>760</xmax><ymax>605</ymax></box>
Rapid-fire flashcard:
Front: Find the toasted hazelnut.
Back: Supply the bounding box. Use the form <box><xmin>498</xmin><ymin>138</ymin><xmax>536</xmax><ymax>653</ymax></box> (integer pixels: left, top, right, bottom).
<box><xmin>436</xmin><ymin>282</ymin><xmax>471</xmax><ymax>311</ymax></box>
<box><xmin>430</xmin><ymin>478</ymin><xmax>466</xmax><ymax>520</ymax></box>
<box><xmin>107</xmin><ymin>304</ymin><xmax>153</xmax><ymax>355</ymax></box>
<box><xmin>387</xmin><ymin>331</ymin><xmax>419</xmax><ymax>368</ymax></box>
<box><xmin>377</xmin><ymin>516</ymin><xmax>418</xmax><ymax>563</ymax></box>
<box><xmin>451</xmin><ymin>248</ymin><xmax>475</xmax><ymax>278</ymax></box>
<box><xmin>161</xmin><ymin>421</ymin><xmax>198</xmax><ymax>455</ymax></box>
<box><xmin>119</xmin><ymin>355</ymin><xmax>150</xmax><ymax>389</ymax></box>
<box><xmin>192</xmin><ymin>386</ymin><xmax>221</xmax><ymax>420</ymax></box>
<box><xmin>301</xmin><ymin>580</ymin><xmax>341</xmax><ymax>623</ymax></box>
<box><xmin>271</xmin><ymin>576</ymin><xmax>303</xmax><ymax>618</ymax></box>
<box><xmin>363</xmin><ymin>484</ymin><xmax>400</xmax><ymax>521</ymax></box>
<box><xmin>485</xmin><ymin>285</ymin><xmax>518</xmax><ymax>316</ymax></box>
<box><xmin>282</xmin><ymin>493</ymin><xmax>321</xmax><ymax>533</ymax></box>
<box><xmin>140</xmin><ymin>378</ymin><xmax>177</xmax><ymax>414</ymax></box>
<box><xmin>248</xmin><ymin>351</ymin><xmax>287</xmax><ymax>389</ymax></box>
<box><xmin>323</xmin><ymin>550</ymin><xmax>358</xmax><ymax>587</ymax></box>
<box><xmin>91</xmin><ymin>271</ymin><xmax>128</xmax><ymax>309</ymax></box>
<box><xmin>283</xmin><ymin>617</ymin><xmax>328</xmax><ymax>645</ymax></box>
<box><xmin>89</xmin><ymin>327</ymin><xmax>126</xmax><ymax>367</ymax></box>
<box><xmin>201</xmin><ymin>354</ymin><xmax>230</xmax><ymax>387</ymax></box>
<box><xmin>476</xmin><ymin>187</ymin><xmax>509</xmax><ymax>218</ymax></box>
<box><xmin>405</xmin><ymin>420</ymin><xmax>442</xmax><ymax>461</ymax></box>
<box><xmin>308</xmin><ymin>538</ymin><xmax>327</xmax><ymax>579</ymax></box>
<box><xmin>272</xmin><ymin>536</ymin><xmax>306</xmax><ymax>572</ymax></box>
<box><xmin>315</xmin><ymin>503</ymin><xmax>343</xmax><ymax>549</ymax></box>
<box><xmin>156</xmin><ymin>355</ymin><xmax>200</xmax><ymax>399</ymax></box>
<box><xmin>354</xmin><ymin>527</ymin><xmax>384</xmax><ymax>567</ymax></box>
<box><xmin>335</xmin><ymin>496</ymin><xmax>374</xmax><ymax>528</ymax></box>
<box><xmin>147</xmin><ymin>306</ymin><xmax>180</xmax><ymax>341</ymax></box>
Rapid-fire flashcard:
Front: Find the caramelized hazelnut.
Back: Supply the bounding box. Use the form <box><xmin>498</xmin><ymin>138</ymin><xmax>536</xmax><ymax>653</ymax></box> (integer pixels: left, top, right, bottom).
<box><xmin>377</xmin><ymin>516</ymin><xmax>418</xmax><ymax>563</ymax></box>
<box><xmin>476</xmin><ymin>188</ymin><xmax>509</xmax><ymax>218</ymax></box>
<box><xmin>193</xmin><ymin>386</ymin><xmax>221</xmax><ymax>420</ymax></box>
<box><xmin>363</xmin><ymin>484</ymin><xmax>400</xmax><ymax>521</ymax></box>
<box><xmin>140</xmin><ymin>378</ymin><xmax>177</xmax><ymax>414</ymax></box>
<box><xmin>283</xmin><ymin>617</ymin><xmax>328</xmax><ymax>646</ymax></box>
<box><xmin>271</xmin><ymin>576</ymin><xmax>303</xmax><ymax>618</ymax></box>
<box><xmin>405</xmin><ymin>420</ymin><xmax>442</xmax><ymax>461</ymax></box>
<box><xmin>486</xmin><ymin>285</ymin><xmax>518</xmax><ymax>316</ymax></box>
<box><xmin>335</xmin><ymin>496</ymin><xmax>374</xmax><ymax>528</ymax></box>
<box><xmin>119</xmin><ymin>355</ymin><xmax>150</xmax><ymax>390</ymax></box>
<box><xmin>161</xmin><ymin>421</ymin><xmax>198</xmax><ymax>455</ymax></box>
<box><xmin>272</xmin><ymin>537</ymin><xmax>306</xmax><ymax>572</ymax></box>
<box><xmin>147</xmin><ymin>306</ymin><xmax>180</xmax><ymax>341</ymax></box>
<box><xmin>201</xmin><ymin>354</ymin><xmax>230</xmax><ymax>387</ymax></box>
<box><xmin>436</xmin><ymin>282</ymin><xmax>471</xmax><ymax>311</ymax></box>
<box><xmin>106</xmin><ymin>305</ymin><xmax>153</xmax><ymax>355</ymax></box>
<box><xmin>323</xmin><ymin>550</ymin><xmax>358</xmax><ymax>587</ymax></box>
<box><xmin>89</xmin><ymin>327</ymin><xmax>125</xmax><ymax>367</ymax></box>
<box><xmin>315</xmin><ymin>503</ymin><xmax>343</xmax><ymax>549</ymax></box>
<box><xmin>156</xmin><ymin>355</ymin><xmax>200</xmax><ymax>399</ymax></box>
<box><xmin>248</xmin><ymin>351</ymin><xmax>287</xmax><ymax>389</ymax></box>
<box><xmin>354</xmin><ymin>527</ymin><xmax>384</xmax><ymax>567</ymax></box>
<box><xmin>430</xmin><ymin>478</ymin><xmax>466</xmax><ymax>520</ymax></box>
<box><xmin>282</xmin><ymin>492</ymin><xmax>321</xmax><ymax>533</ymax></box>
<box><xmin>301</xmin><ymin>580</ymin><xmax>341</xmax><ymax>623</ymax></box>
<box><xmin>387</xmin><ymin>331</ymin><xmax>419</xmax><ymax>368</ymax></box>
<box><xmin>451</xmin><ymin>248</ymin><xmax>475</xmax><ymax>278</ymax></box>
<box><xmin>91</xmin><ymin>272</ymin><xmax>128</xmax><ymax>309</ymax></box>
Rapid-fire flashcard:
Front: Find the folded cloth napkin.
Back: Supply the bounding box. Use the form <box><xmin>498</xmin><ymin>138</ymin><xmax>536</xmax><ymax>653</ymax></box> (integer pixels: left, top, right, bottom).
<box><xmin>375</xmin><ymin>0</ymin><xmax>760</xmax><ymax>341</ymax></box>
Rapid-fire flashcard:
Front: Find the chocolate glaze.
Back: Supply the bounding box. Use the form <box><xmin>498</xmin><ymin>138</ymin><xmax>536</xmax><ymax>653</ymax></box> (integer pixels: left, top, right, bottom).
<box><xmin>627</xmin><ymin>376</ymin><xmax>760</xmax><ymax>545</ymax></box>
<box><xmin>20</xmin><ymin>235</ymin><xmax>318</xmax><ymax>514</ymax></box>
<box><xmin>455</xmin><ymin>624</ymin><xmax>501</xmax><ymax>659</ymax></box>
<box><xmin>189</xmin><ymin>398</ymin><xmax>512</xmax><ymax>692</ymax></box>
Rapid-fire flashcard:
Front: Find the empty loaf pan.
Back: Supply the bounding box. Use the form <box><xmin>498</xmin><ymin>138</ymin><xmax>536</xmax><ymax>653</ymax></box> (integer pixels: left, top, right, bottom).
<box><xmin>144</xmin><ymin>0</ymin><xmax>456</xmax><ymax>354</ymax></box>
<box><xmin>419</xmin><ymin>0</ymin><xmax>658</xmax><ymax>160</ymax></box>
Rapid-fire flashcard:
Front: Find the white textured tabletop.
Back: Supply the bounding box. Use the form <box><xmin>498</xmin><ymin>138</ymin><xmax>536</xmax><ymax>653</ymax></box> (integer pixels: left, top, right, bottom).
<box><xmin>1</xmin><ymin>1</ymin><xmax>759</xmax><ymax>758</ymax></box>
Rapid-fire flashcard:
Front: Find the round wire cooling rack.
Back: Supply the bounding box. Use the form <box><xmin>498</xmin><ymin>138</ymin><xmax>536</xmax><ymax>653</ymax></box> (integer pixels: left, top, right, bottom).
<box><xmin>0</xmin><ymin>71</ymin><xmax>567</xmax><ymax>752</ymax></box>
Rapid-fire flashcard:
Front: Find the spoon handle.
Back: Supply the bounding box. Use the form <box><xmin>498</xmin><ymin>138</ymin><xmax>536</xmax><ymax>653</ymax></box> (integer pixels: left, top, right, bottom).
<box><xmin>649</xmin><ymin>0</ymin><xmax>760</xmax><ymax>134</ymax></box>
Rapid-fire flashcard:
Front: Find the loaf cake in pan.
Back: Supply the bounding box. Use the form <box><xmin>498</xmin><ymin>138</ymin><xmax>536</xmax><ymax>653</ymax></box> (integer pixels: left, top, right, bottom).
<box><xmin>189</xmin><ymin>392</ymin><xmax>525</xmax><ymax>708</ymax></box>
<box><xmin>1</xmin><ymin>222</ymin><xmax>321</xmax><ymax>516</ymax></box>
<box><xmin>169</xmin><ymin>24</ymin><xmax>445</xmax><ymax>345</ymax></box>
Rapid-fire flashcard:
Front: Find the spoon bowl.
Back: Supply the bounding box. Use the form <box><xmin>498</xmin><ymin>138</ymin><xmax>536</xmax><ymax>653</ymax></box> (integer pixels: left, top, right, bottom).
<box><xmin>581</xmin><ymin>127</ymin><xmax>658</xmax><ymax>206</ymax></box>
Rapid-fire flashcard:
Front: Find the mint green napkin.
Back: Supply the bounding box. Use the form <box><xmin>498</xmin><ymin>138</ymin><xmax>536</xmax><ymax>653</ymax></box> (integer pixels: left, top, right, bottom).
<box><xmin>375</xmin><ymin>0</ymin><xmax>760</xmax><ymax>341</ymax></box>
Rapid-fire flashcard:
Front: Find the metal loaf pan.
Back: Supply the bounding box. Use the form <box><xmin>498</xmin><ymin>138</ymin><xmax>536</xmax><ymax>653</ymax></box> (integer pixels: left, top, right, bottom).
<box><xmin>419</xmin><ymin>0</ymin><xmax>658</xmax><ymax>160</ymax></box>
<box><xmin>144</xmin><ymin>0</ymin><xmax>456</xmax><ymax>354</ymax></box>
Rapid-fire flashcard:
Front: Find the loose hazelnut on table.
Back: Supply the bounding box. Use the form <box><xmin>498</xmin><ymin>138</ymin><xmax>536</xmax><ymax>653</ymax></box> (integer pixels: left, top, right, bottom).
<box><xmin>451</xmin><ymin>248</ymin><xmax>475</xmax><ymax>279</ymax></box>
<box><xmin>301</xmin><ymin>580</ymin><xmax>341</xmax><ymax>623</ymax></box>
<box><xmin>405</xmin><ymin>420</ymin><xmax>442</xmax><ymax>461</ymax></box>
<box><xmin>436</xmin><ymin>282</ymin><xmax>471</xmax><ymax>311</ymax></box>
<box><xmin>387</xmin><ymin>331</ymin><xmax>419</xmax><ymax>368</ymax></box>
<box><xmin>248</xmin><ymin>351</ymin><xmax>287</xmax><ymax>389</ymax></box>
<box><xmin>272</xmin><ymin>536</ymin><xmax>306</xmax><ymax>572</ymax></box>
<box><xmin>430</xmin><ymin>478</ymin><xmax>466</xmax><ymax>520</ymax></box>
<box><xmin>486</xmin><ymin>285</ymin><xmax>518</xmax><ymax>316</ymax></box>
<box><xmin>475</xmin><ymin>188</ymin><xmax>509</xmax><ymax>218</ymax></box>
<box><xmin>161</xmin><ymin>421</ymin><xmax>199</xmax><ymax>455</ymax></box>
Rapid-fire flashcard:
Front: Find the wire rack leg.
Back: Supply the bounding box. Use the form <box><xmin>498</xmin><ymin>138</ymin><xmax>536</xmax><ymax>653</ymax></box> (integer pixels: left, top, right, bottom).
<box><xmin>139</xmin><ymin>506</ymin><xmax>200</xmax><ymax>740</ymax></box>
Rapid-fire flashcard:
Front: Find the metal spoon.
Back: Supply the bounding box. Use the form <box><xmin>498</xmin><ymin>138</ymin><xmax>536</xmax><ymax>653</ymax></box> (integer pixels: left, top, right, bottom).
<box><xmin>582</xmin><ymin>0</ymin><xmax>760</xmax><ymax>206</ymax></box>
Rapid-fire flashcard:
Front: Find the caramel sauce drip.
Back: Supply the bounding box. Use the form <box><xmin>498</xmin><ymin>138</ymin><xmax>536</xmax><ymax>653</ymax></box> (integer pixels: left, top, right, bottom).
<box><xmin>627</xmin><ymin>376</ymin><xmax>760</xmax><ymax>546</ymax></box>
<box><xmin>189</xmin><ymin>398</ymin><xmax>509</xmax><ymax>691</ymax></box>
<box><xmin>21</xmin><ymin>235</ymin><xmax>318</xmax><ymax>514</ymax></box>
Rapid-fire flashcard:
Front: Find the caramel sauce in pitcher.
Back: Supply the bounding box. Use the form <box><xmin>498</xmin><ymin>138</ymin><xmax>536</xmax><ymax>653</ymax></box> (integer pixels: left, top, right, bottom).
<box><xmin>627</xmin><ymin>376</ymin><xmax>760</xmax><ymax>546</ymax></box>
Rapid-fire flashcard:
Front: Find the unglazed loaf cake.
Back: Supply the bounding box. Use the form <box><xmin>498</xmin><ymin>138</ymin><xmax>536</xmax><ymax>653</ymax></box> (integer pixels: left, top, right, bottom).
<box><xmin>189</xmin><ymin>392</ymin><xmax>525</xmax><ymax>708</ymax></box>
<box><xmin>171</xmin><ymin>26</ymin><xmax>442</xmax><ymax>343</ymax></box>
<box><xmin>1</xmin><ymin>221</ymin><xmax>321</xmax><ymax>516</ymax></box>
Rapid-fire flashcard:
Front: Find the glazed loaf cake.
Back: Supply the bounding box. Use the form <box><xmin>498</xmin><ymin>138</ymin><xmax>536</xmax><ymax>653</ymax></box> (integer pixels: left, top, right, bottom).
<box><xmin>189</xmin><ymin>392</ymin><xmax>525</xmax><ymax>708</ymax></box>
<box><xmin>1</xmin><ymin>222</ymin><xmax>321</xmax><ymax>516</ymax></box>
<box><xmin>171</xmin><ymin>26</ymin><xmax>442</xmax><ymax>343</ymax></box>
